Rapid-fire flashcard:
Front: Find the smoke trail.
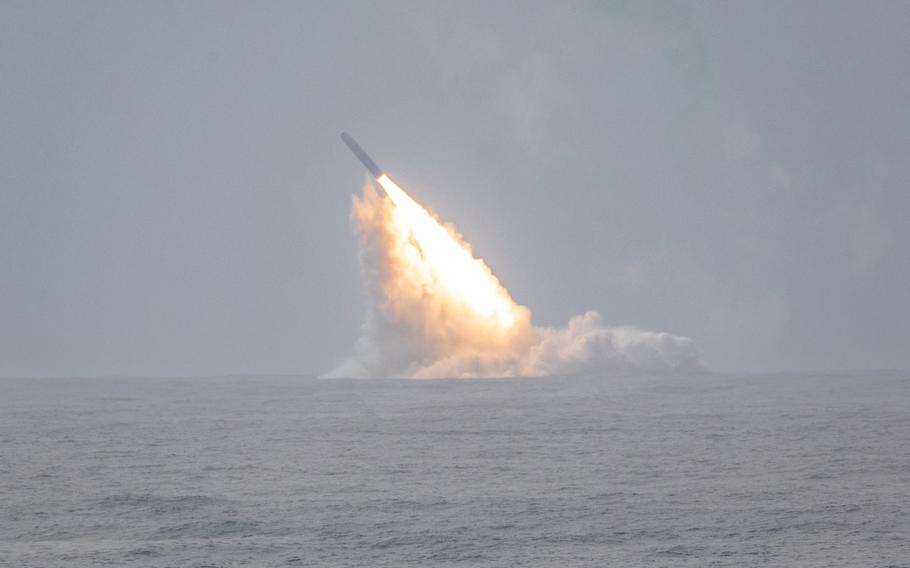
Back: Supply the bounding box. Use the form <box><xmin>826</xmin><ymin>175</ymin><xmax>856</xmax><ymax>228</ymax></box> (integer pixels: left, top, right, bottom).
<box><xmin>327</xmin><ymin>178</ymin><xmax>699</xmax><ymax>378</ymax></box>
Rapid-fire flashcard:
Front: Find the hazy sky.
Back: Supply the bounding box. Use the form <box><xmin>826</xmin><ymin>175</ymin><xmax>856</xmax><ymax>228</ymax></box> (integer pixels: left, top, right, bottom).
<box><xmin>2</xmin><ymin>1</ymin><xmax>908</xmax><ymax>377</ymax></box>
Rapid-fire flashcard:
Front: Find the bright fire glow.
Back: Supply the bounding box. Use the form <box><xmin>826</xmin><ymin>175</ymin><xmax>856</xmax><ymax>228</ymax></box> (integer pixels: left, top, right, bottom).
<box><xmin>377</xmin><ymin>174</ymin><xmax>518</xmax><ymax>329</ymax></box>
<box><xmin>352</xmin><ymin>174</ymin><xmax>533</xmax><ymax>357</ymax></box>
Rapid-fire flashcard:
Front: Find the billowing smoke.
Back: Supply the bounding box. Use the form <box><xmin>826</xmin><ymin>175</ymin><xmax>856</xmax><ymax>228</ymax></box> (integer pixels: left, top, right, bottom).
<box><xmin>327</xmin><ymin>177</ymin><xmax>699</xmax><ymax>378</ymax></box>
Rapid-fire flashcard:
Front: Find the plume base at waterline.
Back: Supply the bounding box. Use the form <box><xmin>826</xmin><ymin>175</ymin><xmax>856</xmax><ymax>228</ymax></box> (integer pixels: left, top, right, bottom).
<box><xmin>326</xmin><ymin>179</ymin><xmax>699</xmax><ymax>379</ymax></box>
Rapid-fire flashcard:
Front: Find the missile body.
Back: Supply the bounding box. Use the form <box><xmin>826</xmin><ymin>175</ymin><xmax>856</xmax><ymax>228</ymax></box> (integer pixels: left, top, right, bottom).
<box><xmin>341</xmin><ymin>132</ymin><xmax>383</xmax><ymax>179</ymax></box>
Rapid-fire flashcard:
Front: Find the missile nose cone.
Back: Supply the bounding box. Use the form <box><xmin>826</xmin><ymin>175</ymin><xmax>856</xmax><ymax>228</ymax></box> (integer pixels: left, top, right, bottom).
<box><xmin>341</xmin><ymin>132</ymin><xmax>383</xmax><ymax>179</ymax></box>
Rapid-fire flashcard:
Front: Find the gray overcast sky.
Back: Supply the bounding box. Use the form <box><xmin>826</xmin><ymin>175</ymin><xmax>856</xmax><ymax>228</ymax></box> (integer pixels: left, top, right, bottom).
<box><xmin>2</xmin><ymin>1</ymin><xmax>908</xmax><ymax>377</ymax></box>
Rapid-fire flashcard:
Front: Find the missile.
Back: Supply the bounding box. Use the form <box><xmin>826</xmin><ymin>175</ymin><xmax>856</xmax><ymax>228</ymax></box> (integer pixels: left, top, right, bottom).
<box><xmin>341</xmin><ymin>132</ymin><xmax>383</xmax><ymax>179</ymax></box>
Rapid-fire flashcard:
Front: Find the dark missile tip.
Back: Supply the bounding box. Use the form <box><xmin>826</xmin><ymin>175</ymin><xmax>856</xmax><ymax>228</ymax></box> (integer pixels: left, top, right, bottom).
<box><xmin>340</xmin><ymin>132</ymin><xmax>383</xmax><ymax>179</ymax></box>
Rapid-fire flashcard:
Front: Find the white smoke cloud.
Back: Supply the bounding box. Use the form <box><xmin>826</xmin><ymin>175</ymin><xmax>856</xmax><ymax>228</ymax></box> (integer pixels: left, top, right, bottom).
<box><xmin>326</xmin><ymin>179</ymin><xmax>699</xmax><ymax>379</ymax></box>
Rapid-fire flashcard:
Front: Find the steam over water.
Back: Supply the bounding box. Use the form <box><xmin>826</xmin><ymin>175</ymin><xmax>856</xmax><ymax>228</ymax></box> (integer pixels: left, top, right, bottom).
<box><xmin>3</xmin><ymin>372</ymin><xmax>909</xmax><ymax>566</ymax></box>
<box><xmin>330</xmin><ymin>178</ymin><xmax>698</xmax><ymax>378</ymax></box>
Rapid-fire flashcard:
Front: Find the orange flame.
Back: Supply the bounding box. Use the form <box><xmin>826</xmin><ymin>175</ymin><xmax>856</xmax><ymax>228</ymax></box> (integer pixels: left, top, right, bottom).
<box><xmin>353</xmin><ymin>175</ymin><xmax>534</xmax><ymax>360</ymax></box>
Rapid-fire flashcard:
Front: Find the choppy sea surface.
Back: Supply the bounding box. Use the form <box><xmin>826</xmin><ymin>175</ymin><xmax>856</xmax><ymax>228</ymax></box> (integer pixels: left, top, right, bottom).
<box><xmin>1</xmin><ymin>372</ymin><xmax>908</xmax><ymax>567</ymax></box>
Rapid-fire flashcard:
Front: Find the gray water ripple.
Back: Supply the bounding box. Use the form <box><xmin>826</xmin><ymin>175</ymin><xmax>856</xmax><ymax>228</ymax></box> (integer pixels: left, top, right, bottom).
<box><xmin>1</xmin><ymin>372</ymin><xmax>908</xmax><ymax>567</ymax></box>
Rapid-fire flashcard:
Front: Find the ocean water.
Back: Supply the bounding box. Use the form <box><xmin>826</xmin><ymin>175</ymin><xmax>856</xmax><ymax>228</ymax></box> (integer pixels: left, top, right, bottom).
<box><xmin>1</xmin><ymin>372</ymin><xmax>908</xmax><ymax>567</ymax></box>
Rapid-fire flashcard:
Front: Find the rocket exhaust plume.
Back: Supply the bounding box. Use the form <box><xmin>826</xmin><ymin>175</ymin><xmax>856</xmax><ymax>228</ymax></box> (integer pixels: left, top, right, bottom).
<box><xmin>329</xmin><ymin>134</ymin><xmax>699</xmax><ymax>378</ymax></box>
